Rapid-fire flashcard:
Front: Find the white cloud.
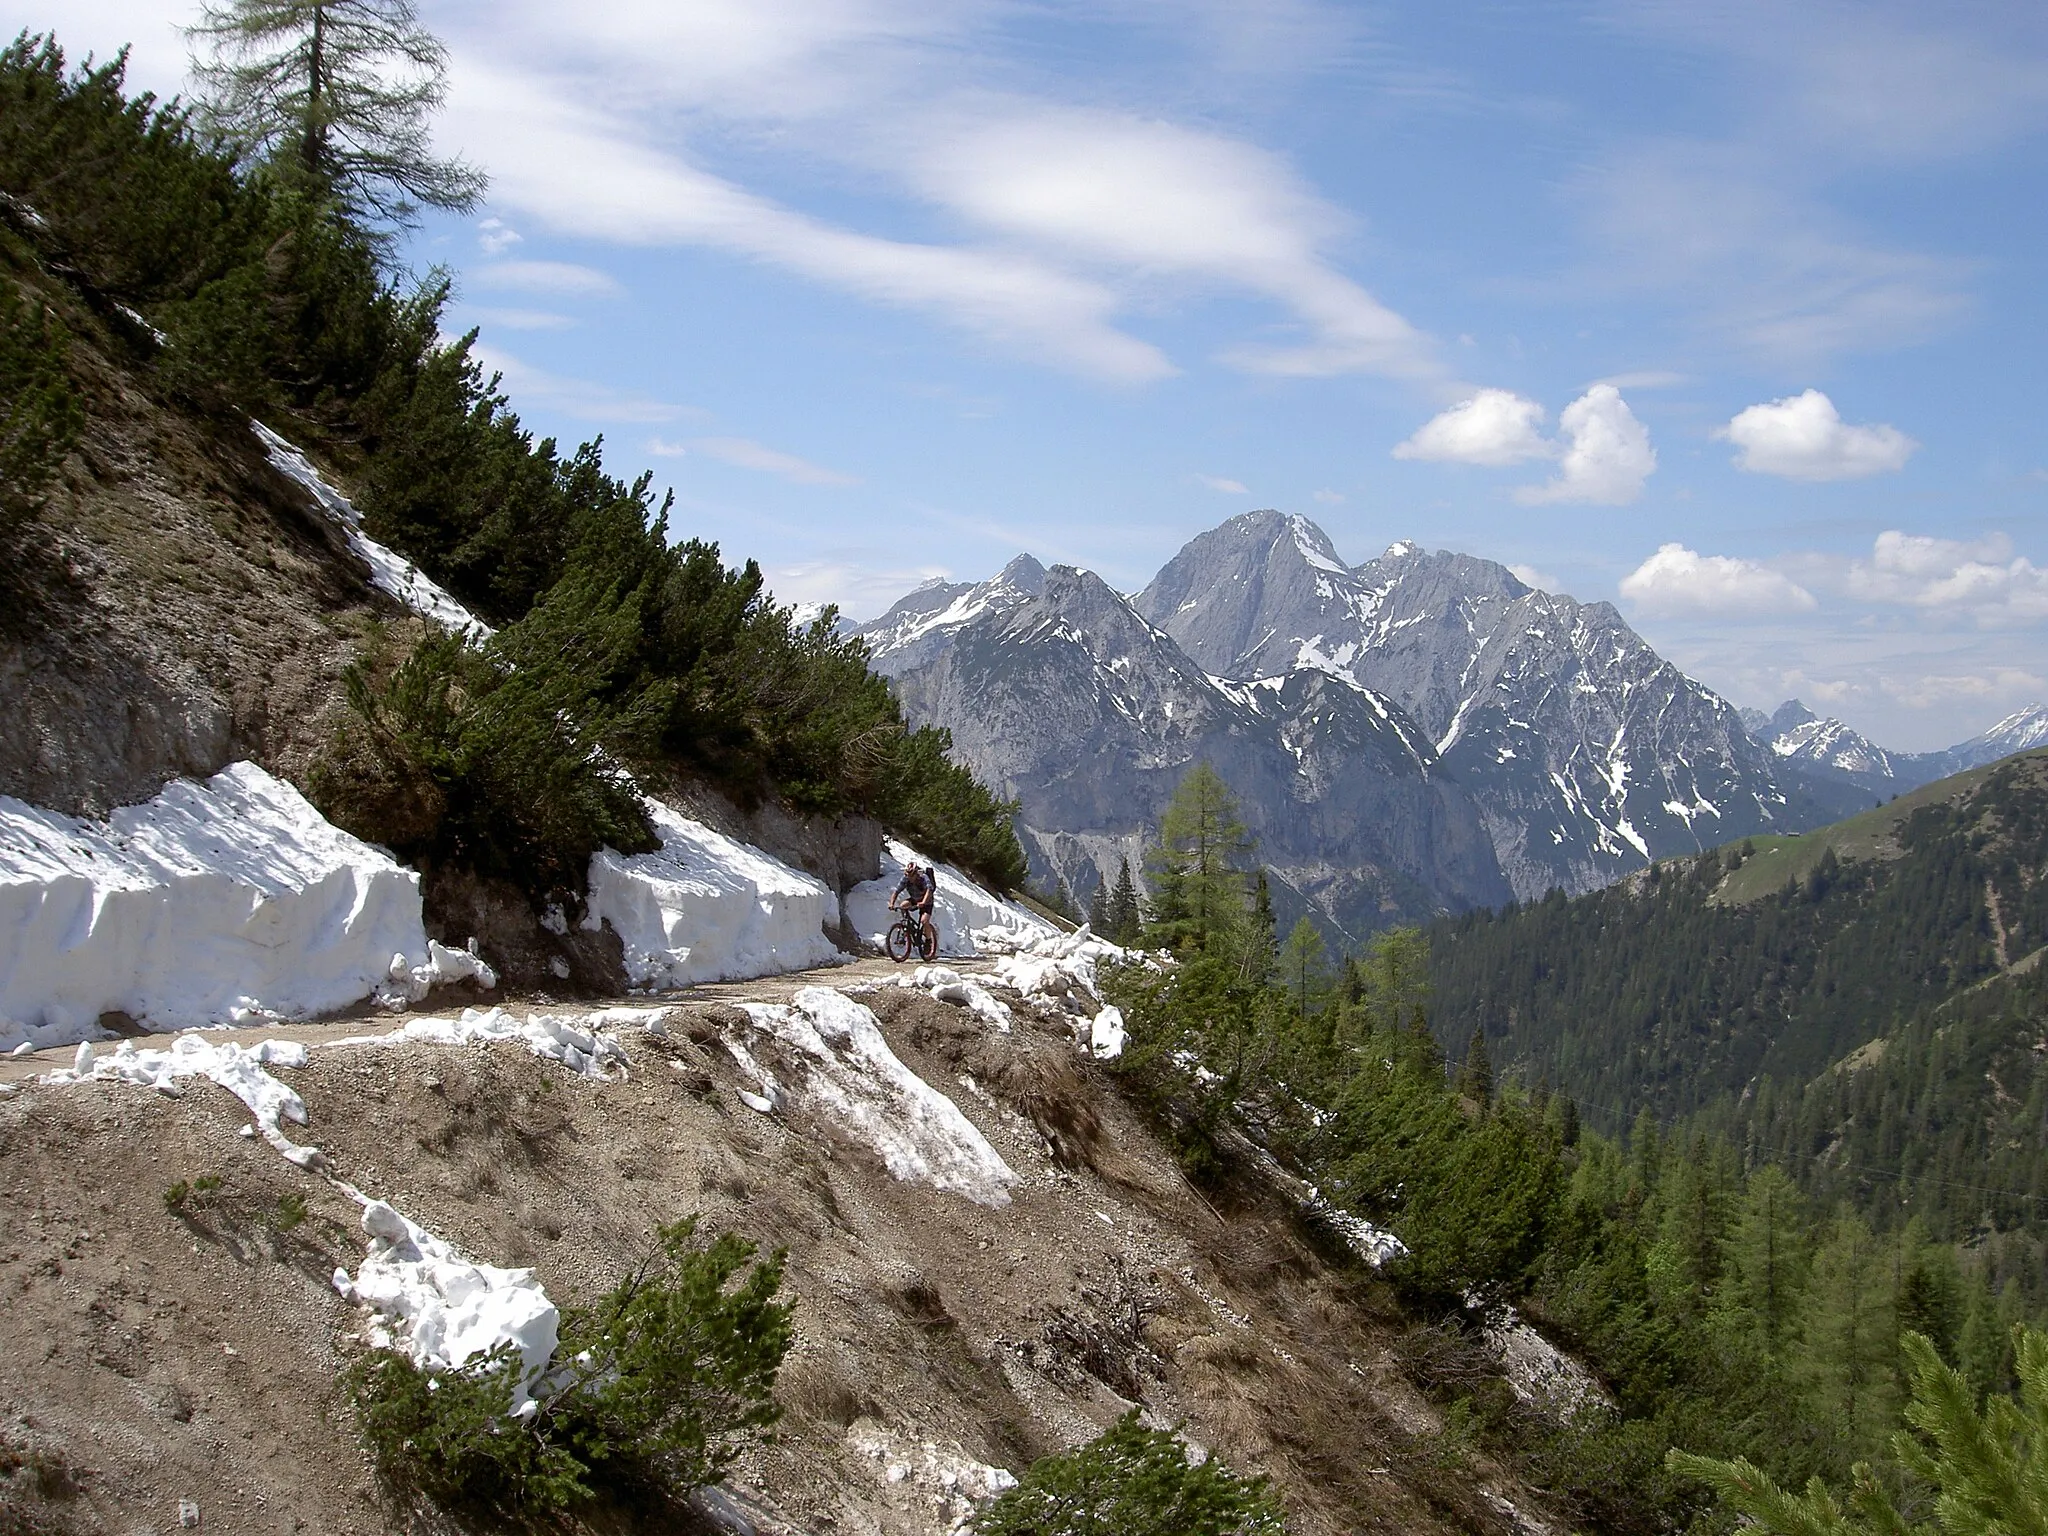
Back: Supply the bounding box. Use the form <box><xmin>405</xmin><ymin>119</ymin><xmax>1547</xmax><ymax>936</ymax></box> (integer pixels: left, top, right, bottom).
<box><xmin>468</xmin><ymin>306</ymin><xmax>574</xmax><ymax>331</ymax></box>
<box><xmin>1196</xmin><ymin>475</ymin><xmax>1250</xmax><ymax>494</ymax></box>
<box><xmin>1844</xmin><ymin>530</ymin><xmax>2048</xmax><ymax>623</ymax></box>
<box><xmin>1312</xmin><ymin>488</ymin><xmax>1345</xmax><ymax>505</ymax></box>
<box><xmin>1619</xmin><ymin>543</ymin><xmax>1817</xmax><ymax>618</ymax></box>
<box><xmin>477</xmin><ymin>217</ymin><xmax>523</xmax><ymax>255</ymax></box>
<box><xmin>690</xmin><ymin>437</ymin><xmax>860</xmax><ymax>487</ymax></box>
<box><xmin>647</xmin><ymin>437</ymin><xmax>690</xmax><ymax>458</ymax></box>
<box><xmin>1719</xmin><ymin>389</ymin><xmax>1916</xmax><ymax>480</ymax></box>
<box><xmin>468</xmin><ymin>343</ymin><xmax>682</xmax><ymax>423</ymax></box>
<box><xmin>1507</xmin><ymin>563</ymin><xmax>1561</xmax><ymax>593</ymax></box>
<box><xmin>1517</xmin><ymin>385</ymin><xmax>1656</xmax><ymax>505</ymax></box>
<box><xmin>467</xmin><ymin>259</ymin><xmax>624</xmax><ymax>298</ymax></box>
<box><xmin>767</xmin><ymin>559</ymin><xmax>955</xmax><ymax>623</ymax></box>
<box><xmin>1393</xmin><ymin>388</ymin><xmax>1550</xmax><ymax>466</ymax></box>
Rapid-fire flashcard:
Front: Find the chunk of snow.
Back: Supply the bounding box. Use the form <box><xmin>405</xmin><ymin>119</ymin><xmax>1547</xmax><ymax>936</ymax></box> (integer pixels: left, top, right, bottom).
<box><xmin>727</xmin><ymin>987</ymin><xmax>1016</xmax><ymax>1205</ymax></box>
<box><xmin>330</xmin><ymin>1005</ymin><xmax>628</xmax><ymax>1078</ymax></box>
<box><xmin>1089</xmin><ymin>1004</ymin><xmax>1127</xmax><ymax>1060</ymax></box>
<box><xmin>375</xmin><ymin>938</ymin><xmax>499</xmax><ymax>1010</ymax></box>
<box><xmin>251</xmin><ymin>422</ymin><xmax>489</xmax><ymax>637</ymax></box>
<box><xmin>0</xmin><ymin>763</ymin><xmax>434</xmax><ymax>1051</ymax></box>
<box><xmin>989</xmin><ymin>923</ymin><xmax>1153</xmax><ymax>1009</ymax></box>
<box><xmin>892</xmin><ymin>965</ymin><xmax>1012</xmax><ymax>1030</ymax></box>
<box><xmin>348</xmin><ymin>1198</ymin><xmax>560</xmax><ymax>1416</ymax></box>
<box><xmin>583</xmin><ymin>801</ymin><xmax>842</xmax><ymax>989</ymax></box>
<box><xmin>1310</xmin><ymin>1201</ymin><xmax>1407</xmax><ymax>1268</ymax></box>
<box><xmin>845</xmin><ymin>840</ymin><xmax>1058</xmax><ymax>959</ymax></box>
<box><xmin>41</xmin><ymin>1033</ymin><xmax>322</xmax><ymax>1166</ymax></box>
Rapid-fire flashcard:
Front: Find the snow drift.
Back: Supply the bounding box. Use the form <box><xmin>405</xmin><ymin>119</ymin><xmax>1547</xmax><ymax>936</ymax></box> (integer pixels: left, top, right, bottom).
<box><xmin>0</xmin><ymin>763</ymin><xmax>436</xmax><ymax>1050</ymax></box>
<box><xmin>845</xmin><ymin>839</ymin><xmax>1058</xmax><ymax>958</ymax></box>
<box><xmin>727</xmin><ymin>986</ymin><xmax>1017</xmax><ymax>1206</ymax></box>
<box><xmin>584</xmin><ymin>801</ymin><xmax>844</xmax><ymax>989</ymax></box>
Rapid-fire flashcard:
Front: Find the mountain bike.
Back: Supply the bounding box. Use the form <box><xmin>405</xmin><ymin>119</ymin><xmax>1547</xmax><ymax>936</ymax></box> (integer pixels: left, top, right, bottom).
<box><xmin>887</xmin><ymin>905</ymin><xmax>938</xmax><ymax>962</ymax></box>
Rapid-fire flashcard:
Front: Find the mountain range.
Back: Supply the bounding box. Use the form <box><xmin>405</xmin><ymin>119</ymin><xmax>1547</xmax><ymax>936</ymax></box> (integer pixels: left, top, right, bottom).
<box><xmin>858</xmin><ymin>509</ymin><xmax>2040</xmax><ymax>937</ymax></box>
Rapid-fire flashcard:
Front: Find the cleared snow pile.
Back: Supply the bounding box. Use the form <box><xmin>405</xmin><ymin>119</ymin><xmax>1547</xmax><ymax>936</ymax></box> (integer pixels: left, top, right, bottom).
<box><xmin>332</xmin><ymin>1005</ymin><xmax>628</xmax><ymax>1078</ymax></box>
<box><xmin>882</xmin><ymin>965</ymin><xmax>1012</xmax><ymax>1031</ymax></box>
<box><xmin>584</xmin><ymin>802</ymin><xmax>842</xmax><ymax>989</ymax></box>
<box><xmin>846</xmin><ymin>840</ymin><xmax>1058</xmax><ymax>958</ymax></box>
<box><xmin>990</xmin><ymin>925</ymin><xmax>1152</xmax><ymax>1010</ymax></box>
<box><xmin>1087</xmin><ymin>1004</ymin><xmax>1126</xmax><ymax>1061</ymax></box>
<box><xmin>252</xmin><ymin>422</ymin><xmax>489</xmax><ymax>637</ymax></box>
<box><xmin>0</xmin><ymin>763</ymin><xmax>436</xmax><ymax>1052</ymax></box>
<box><xmin>846</xmin><ymin>1418</ymin><xmax>1017</xmax><ymax>1534</ymax></box>
<box><xmin>1478</xmin><ymin>1305</ymin><xmax>1608</xmax><ymax>1421</ymax></box>
<box><xmin>42</xmin><ymin>1034</ymin><xmax>323</xmax><ymax>1167</ymax></box>
<box><xmin>335</xmin><ymin>1200</ymin><xmax>560</xmax><ymax>1416</ymax></box>
<box><xmin>375</xmin><ymin>938</ymin><xmax>498</xmax><ymax>1010</ymax></box>
<box><xmin>726</xmin><ymin>986</ymin><xmax>1016</xmax><ymax>1206</ymax></box>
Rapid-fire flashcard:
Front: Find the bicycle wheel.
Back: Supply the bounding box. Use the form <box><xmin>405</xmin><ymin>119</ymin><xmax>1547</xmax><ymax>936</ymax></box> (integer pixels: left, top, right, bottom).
<box><xmin>887</xmin><ymin>920</ymin><xmax>915</xmax><ymax>963</ymax></box>
<box><xmin>917</xmin><ymin>922</ymin><xmax>938</xmax><ymax>961</ymax></box>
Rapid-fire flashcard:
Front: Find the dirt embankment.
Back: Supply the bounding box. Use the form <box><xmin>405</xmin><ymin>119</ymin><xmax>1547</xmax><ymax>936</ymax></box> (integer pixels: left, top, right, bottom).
<box><xmin>0</xmin><ymin>976</ymin><xmax>1547</xmax><ymax>1536</ymax></box>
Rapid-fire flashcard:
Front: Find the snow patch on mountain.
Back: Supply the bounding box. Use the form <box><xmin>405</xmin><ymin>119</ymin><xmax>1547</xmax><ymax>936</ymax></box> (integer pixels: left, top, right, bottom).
<box><xmin>0</xmin><ymin>762</ymin><xmax>435</xmax><ymax>1051</ymax></box>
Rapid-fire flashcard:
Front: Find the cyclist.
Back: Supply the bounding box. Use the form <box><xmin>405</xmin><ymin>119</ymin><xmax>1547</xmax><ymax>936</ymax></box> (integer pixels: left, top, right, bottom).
<box><xmin>889</xmin><ymin>860</ymin><xmax>938</xmax><ymax>958</ymax></box>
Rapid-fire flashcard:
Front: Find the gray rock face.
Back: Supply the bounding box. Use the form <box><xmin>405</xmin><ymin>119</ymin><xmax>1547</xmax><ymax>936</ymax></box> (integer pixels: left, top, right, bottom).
<box><xmin>864</xmin><ymin>562</ymin><xmax>1509</xmax><ymax>937</ymax></box>
<box><xmin>1136</xmin><ymin>511</ymin><xmax>1860</xmax><ymax>898</ymax></box>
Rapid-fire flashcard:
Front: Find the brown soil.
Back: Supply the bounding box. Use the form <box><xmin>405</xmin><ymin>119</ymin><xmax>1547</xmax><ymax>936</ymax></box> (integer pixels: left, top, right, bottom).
<box><xmin>0</xmin><ymin>972</ymin><xmax>1550</xmax><ymax>1536</ymax></box>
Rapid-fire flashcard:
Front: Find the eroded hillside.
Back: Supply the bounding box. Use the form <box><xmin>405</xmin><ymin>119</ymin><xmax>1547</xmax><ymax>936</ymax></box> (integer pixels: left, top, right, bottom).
<box><xmin>0</xmin><ymin>972</ymin><xmax>1563</xmax><ymax>1536</ymax></box>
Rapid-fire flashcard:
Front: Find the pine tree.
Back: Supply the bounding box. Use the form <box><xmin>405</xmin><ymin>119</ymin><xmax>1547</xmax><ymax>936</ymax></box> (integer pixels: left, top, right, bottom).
<box><xmin>1457</xmin><ymin>1026</ymin><xmax>1492</xmax><ymax>1111</ymax></box>
<box><xmin>1143</xmin><ymin>761</ymin><xmax>1254</xmax><ymax>957</ymax></box>
<box><xmin>1717</xmin><ymin>1165</ymin><xmax>1808</xmax><ymax>1351</ymax></box>
<box><xmin>1106</xmin><ymin>857</ymin><xmax>1141</xmax><ymax>944</ymax></box>
<box><xmin>187</xmin><ymin>0</ymin><xmax>485</xmax><ymax>227</ymax></box>
<box><xmin>1087</xmin><ymin>879</ymin><xmax>1110</xmax><ymax>935</ymax></box>
<box><xmin>1278</xmin><ymin>916</ymin><xmax>1328</xmax><ymax>1022</ymax></box>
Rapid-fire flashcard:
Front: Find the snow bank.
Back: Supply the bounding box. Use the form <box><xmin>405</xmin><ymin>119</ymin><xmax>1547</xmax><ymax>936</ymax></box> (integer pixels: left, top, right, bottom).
<box><xmin>41</xmin><ymin>1033</ymin><xmax>323</xmax><ymax>1166</ymax></box>
<box><xmin>728</xmin><ymin>987</ymin><xmax>1015</xmax><ymax>1206</ymax></box>
<box><xmin>846</xmin><ymin>840</ymin><xmax>1058</xmax><ymax>958</ymax></box>
<box><xmin>332</xmin><ymin>1005</ymin><xmax>628</xmax><ymax>1078</ymax></box>
<box><xmin>1310</xmin><ymin>1201</ymin><xmax>1408</xmax><ymax>1269</ymax></box>
<box><xmin>252</xmin><ymin>422</ymin><xmax>489</xmax><ymax>638</ymax></box>
<box><xmin>337</xmin><ymin>1200</ymin><xmax>560</xmax><ymax>1416</ymax></box>
<box><xmin>877</xmin><ymin>966</ymin><xmax>1012</xmax><ymax>1031</ymax></box>
<box><xmin>0</xmin><ymin>763</ymin><xmax>435</xmax><ymax>1051</ymax></box>
<box><xmin>584</xmin><ymin>801</ymin><xmax>842</xmax><ymax>990</ymax></box>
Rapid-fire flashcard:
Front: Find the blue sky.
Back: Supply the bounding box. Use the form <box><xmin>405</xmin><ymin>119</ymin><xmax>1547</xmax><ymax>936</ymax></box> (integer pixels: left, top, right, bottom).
<box><xmin>25</xmin><ymin>1</ymin><xmax>2048</xmax><ymax>750</ymax></box>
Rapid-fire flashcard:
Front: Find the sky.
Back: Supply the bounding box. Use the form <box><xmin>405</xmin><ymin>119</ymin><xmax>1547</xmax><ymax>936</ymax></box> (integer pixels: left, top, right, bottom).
<box><xmin>21</xmin><ymin>1</ymin><xmax>2048</xmax><ymax>751</ymax></box>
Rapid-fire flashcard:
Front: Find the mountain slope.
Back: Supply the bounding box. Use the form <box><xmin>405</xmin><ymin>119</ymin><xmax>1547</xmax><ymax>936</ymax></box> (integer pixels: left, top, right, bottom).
<box><xmin>864</xmin><ymin>561</ymin><xmax>1511</xmax><ymax>936</ymax></box>
<box><xmin>1134</xmin><ymin>511</ymin><xmax>1872</xmax><ymax>898</ymax></box>
<box><xmin>1426</xmin><ymin>749</ymin><xmax>2048</xmax><ymax>1246</ymax></box>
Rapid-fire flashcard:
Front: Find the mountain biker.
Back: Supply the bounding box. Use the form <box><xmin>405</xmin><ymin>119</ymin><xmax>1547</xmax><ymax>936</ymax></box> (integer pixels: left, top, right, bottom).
<box><xmin>889</xmin><ymin>861</ymin><xmax>938</xmax><ymax>957</ymax></box>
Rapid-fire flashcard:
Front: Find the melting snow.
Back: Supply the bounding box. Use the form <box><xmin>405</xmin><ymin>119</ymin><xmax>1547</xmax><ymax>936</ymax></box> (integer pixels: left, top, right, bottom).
<box><xmin>252</xmin><ymin>422</ymin><xmax>488</xmax><ymax>638</ymax></box>
<box><xmin>330</xmin><ymin>1005</ymin><xmax>630</xmax><ymax>1078</ymax></box>
<box><xmin>42</xmin><ymin>1034</ymin><xmax>322</xmax><ymax>1166</ymax></box>
<box><xmin>584</xmin><ymin>801</ymin><xmax>842</xmax><ymax>989</ymax></box>
<box><xmin>727</xmin><ymin>987</ymin><xmax>1017</xmax><ymax>1206</ymax></box>
<box><xmin>0</xmin><ymin>763</ymin><xmax>439</xmax><ymax>1051</ymax></box>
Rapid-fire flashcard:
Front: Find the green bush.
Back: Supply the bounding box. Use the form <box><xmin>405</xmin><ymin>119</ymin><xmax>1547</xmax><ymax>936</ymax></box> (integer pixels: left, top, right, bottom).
<box><xmin>971</xmin><ymin>1411</ymin><xmax>1286</xmax><ymax>1536</ymax></box>
<box><xmin>0</xmin><ymin>282</ymin><xmax>81</xmax><ymax>525</ymax></box>
<box><xmin>348</xmin><ymin>1216</ymin><xmax>791</xmax><ymax>1515</ymax></box>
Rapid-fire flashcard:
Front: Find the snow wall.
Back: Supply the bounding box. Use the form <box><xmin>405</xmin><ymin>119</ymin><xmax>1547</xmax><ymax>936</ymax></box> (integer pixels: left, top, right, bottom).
<box><xmin>0</xmin><ymin>763</ymin><xmax>429</xmax><ymax>1049</ymax></box>
<box><xmin>584</xmin><ymin>801</ymin><xmax>844</xmax><ymax>988</ymax></box>
<box><xmin>846</xmin><ymin>839</ymin><xmax>1059</xmax><ymax>958</ymax></box>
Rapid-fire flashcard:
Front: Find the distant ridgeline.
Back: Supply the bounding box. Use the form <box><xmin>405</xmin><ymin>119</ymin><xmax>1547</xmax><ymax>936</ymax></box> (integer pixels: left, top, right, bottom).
<box><xmin>1428</xmin><ymin>749</ymin><xmax>2048</xmax><ymax>1252</ymax></box>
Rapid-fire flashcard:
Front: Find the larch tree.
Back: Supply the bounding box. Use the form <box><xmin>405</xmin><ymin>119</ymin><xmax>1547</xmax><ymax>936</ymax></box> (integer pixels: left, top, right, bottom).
<box><xmin>187</xmin><ymin>0</ymin><xmax>485</xmax><ymax>228</ymax></box>
<box><xmin>1144</xmin><ymin>761</ymin><xmax>1254</xmax><ymax>957</ymax></box>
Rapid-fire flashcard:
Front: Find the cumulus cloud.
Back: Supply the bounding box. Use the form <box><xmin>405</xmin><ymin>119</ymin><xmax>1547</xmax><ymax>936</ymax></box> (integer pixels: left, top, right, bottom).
<box><xmin>1517</xmin><ymin>385</ymin><xmax>1657</xmax><ymax>505</ymax></box>
<box><xmin>690</xmin><ymin>437</ymin><xmax>860</xmax><ymax>486</ymax></box>
<box><xmin>1619</xmin><ymin>543</ymin><xmax>1818</xmax><ymax>618</ymax></box>
<box><xmin>1719</xmin><ymin>389</ymin><xmax>1916</xmax><ymax>480</ymax></box>
<box><xmin>477</xmin><ymin>217</ymin><xmax>523</xmax><ymax>255</ymax></box>
<box><xmin>1844</xmin><ymin>530</ymin><xmax>2048</xmax><ymax>622</ymax></box>
<box><xmin>1393</xmin><ymin>389</ymin><xmax>1551</xmax><ymax>466</ymax></box>
<box><xmin>1508</xmin><ymin>563</ymin><xmax>1561</xmax><ymax>594</ymax></box>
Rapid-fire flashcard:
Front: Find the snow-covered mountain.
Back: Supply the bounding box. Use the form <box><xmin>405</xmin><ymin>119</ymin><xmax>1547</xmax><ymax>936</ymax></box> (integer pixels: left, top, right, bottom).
<box><xmin>1132</xmin><ymin>512</ymin><xmax>1870</xmax><ymax>899</ymax></box>
<box><xmin>859</xmin><ymin>558</ymin><xmax>1511</xmax><ymax>937</ymax></box>
<box><xmin>1744</xmin><ymin>699</ymin><xmax>2048</xmax><ymax>797</ymax></box>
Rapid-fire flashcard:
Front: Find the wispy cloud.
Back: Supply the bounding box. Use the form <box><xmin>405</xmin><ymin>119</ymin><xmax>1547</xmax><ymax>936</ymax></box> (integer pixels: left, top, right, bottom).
<box><xmin>690</xmin><ymin>436</ymin><xmax>860</xmax><ymax>486</ymax></box>
<box><xmin>1195</xmin><ymin>474</ymin><xmax>1250</xmax><ymax>494</ymax></box>
<box><xmin>468</xmin><ymin>343</ymin><xmax>681</xmax><ymax>423</ymax></box>
<box><xmin>468</xmin><ymin>306</ymin><xmax>575</xmax><ymax>331</ymax></box>
<box><xmin>467</xmin><ymin>259</ymin><xmax>624</xmax><ymax>298</ymax></box>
